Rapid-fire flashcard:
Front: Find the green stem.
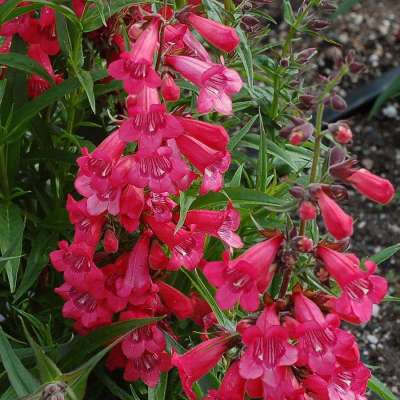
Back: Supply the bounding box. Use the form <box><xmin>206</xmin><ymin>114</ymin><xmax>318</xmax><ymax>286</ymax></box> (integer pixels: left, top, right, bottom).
<box><xmin>309</xmin><ymin>102</ymin><xmax>324</xmax><ymax>183</ymax></box>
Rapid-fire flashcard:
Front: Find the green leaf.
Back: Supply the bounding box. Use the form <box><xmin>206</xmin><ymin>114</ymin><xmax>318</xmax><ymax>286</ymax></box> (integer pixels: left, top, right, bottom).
<box><xmin>0</xmin><ymin>327</ymin><xmax>39</xmax><ymax>397</ymax></box>
<box><xmin>0</xmin><ymin>53</ymin><xmax>53</xmax><ymax>83</ymax></box>
<box><xmin>0</xmin><ymin>202</ymin><xmax>24</xmax><ymax>293</ymax></box>
<box><xmin>82</xmin><ymin>0</ymin><xmax>143</xmax><ymax>32</ymax></box>
<box><xmin>228</xmin><ymin>164</ymin><xmax>244</xmax><ymax>187</ymax></box>
<box><xmin>76</xmin><ymin>69</ymin><xmax>96</xmax><ymax>113</ymax></box>
<box><xmin>236</xmin><ymin>27</ymin><xmax>254</xmax><ymax>91</ymax></box>
<box><xmin>3</xmin><ymin>69</ymin><xmax>108</xmax><ymax>144</ymax></box>
<box><xmin>148</xmin><ymin>373</ymin><xmax>168</xmax><ymax>400</ymax></box>
<box><xmin>0</xmin><ymin>79</ymin><xmax>7</xmax><ymax>108</ymax></box>
<box><xmin>228</xmin><ymin>114</ymin><xmax>258</xmax><ymax>151</ymax></box>
<box><xmin>369</xmin><ymin>75</ymin><xmax>400</xmax><ymax>118</ymax></box>
<box><xmin>21</xmin><ymin>320</ymin><xmax>62</xmax><ymax>383</ymax></box>
<box><xmin>384</xmin><ymin>296</ymin><xmax>400</xmax><ymax>302</ymax></box>
<box><xmin>369</xmin><ymin>243</ymin><xmax>400</xmax><ymax>265</ymax></box>
<box><xmin>56</xmin><ymin>13</ymin><xmax>73</xmax><ymax>58</ymax></box>
<box><xmin>0</xmin><ymin>0</ymin><xmax>21</xmax><ymax>24</ymax></box>
<box><xmin>175</xmin><ymin>192</ymin><xmax>195</xmax><ymax>233</ymax></box>
<box><xmin>368</xmin><ymin>375</ymin><xmax>398</xmax><ymax>400</ymax></box>
<box><xmin>182</xmin><ymin>269</ymin><xmax>235</xmax><ymax>332</ymax></box>
<box><xmin>96</xmin><ymin>367</ymin><xmax>133</xmax><ymax>400</ymax></box>
<box><xmin>283</xmin><ymin>0</ymin><xmax>295</xmax><ymax>25</ymax></box>
<box><xmin>60</xmin><ymin>317</ymin><xmax>163</xmax><ymax>371</ymax></box>
<box><xmin>0</xmin><ymin>387</ymin><xmax>18</xmax><ymax>400</ymax></box>
<box><xmin>256</xmin><ymin>112</ymin><xmax>268</xmax><ymax>191</ymax></box>
<box><xmin>14</xmin><ymin>231</ymin><xmax>55</xmax><ymax>301</ymax></box>
<box><xmin>266</xmin><ymin>138</ymin><xmax>298</xmax><ymax>171</ymax></box>
<box><xmin>191</xmin><ymin>187</ymin><xmax>293</xmax><ymax>211</ymax></box>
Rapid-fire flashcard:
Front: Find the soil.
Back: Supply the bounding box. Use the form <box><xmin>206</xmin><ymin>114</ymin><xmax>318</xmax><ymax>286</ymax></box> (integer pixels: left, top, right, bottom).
<box><xmin>269</xmin><ymin>0</ymin><xmax>400</xmax><ymax>395</ymax></box>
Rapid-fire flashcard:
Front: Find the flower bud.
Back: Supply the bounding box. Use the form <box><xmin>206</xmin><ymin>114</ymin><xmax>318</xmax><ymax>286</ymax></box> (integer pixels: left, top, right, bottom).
<box><xmin>329</xmin><ymin>94</ymin><xmax>348</xmax><ymax>111</ymax></box>
<box><xmin>299</xmin><ymin>94</ymin><xmax>316</xmax><ymax>110</ymax></box>
<box><xmin>280</xmin><ymin>58</ymin><xmax>289</xmax><ymax>68</ymax></box>
<box><xmin>295</xmin><ymin>48</ymin><xmax>317</xmax><ymax>64</ymax></box>
<box><xmin>328</xmin><ymin>145</ymin><xmax>347</xmax><ymax>167</ymax></box>
<box><xmin>329</xmin><ymin>121</ymin><xmax>353</xmax><ymax>144</ymax></box>
<box><xmin>349</xmin><ymin>62</ymin><xmax>365</xmax><ymax>74</ymax></box>
<box><xmin>320</xmin><ymin>1</ymin><xmax>337</xmax><ymax>13</ymax></box>
<box><xmin>294</xmin><ymin>236</ymin><xmax>314</xmax><ymax>253</ymax></box>
<box><xmin>290</xmin><ymin>185</ymin><xmax>305</xmax><ymax>199</ymax></box>
<box><xmin>161</xmin><ymin>73</ymin><xmax>180</xmax><ymax>101</ymax></box>
<box><xmin>103</xmin><ymin>229</ymin><xmax>119</xmax><ymax>253</ymax></box>
<box><xmin>309</xmin><ymin>19</ymin><xmax>330</xmax><ymax>31</ymax></box>
<box><xmin>298</xmin><ymin>201</ymin><xmax>317</xmax><ymax>221</ymax></box>
<box><xmin>288</xmin><ymin>122</ymin><xmax>314</xmax><ymax>145</ymax></box>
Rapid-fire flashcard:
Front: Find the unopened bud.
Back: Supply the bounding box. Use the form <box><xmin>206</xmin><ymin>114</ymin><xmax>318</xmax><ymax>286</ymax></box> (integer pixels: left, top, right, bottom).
<box><xmin>295</xmin><ymin>48</ymin><xmax>317</xmax><ymax>64</ymax></box>
<box><xmin>309</xmin><ymin>19</ymin><xmax>330</xmax><ymax>31</ymax></box>
<box><xmin>290</xmin><ymin>185</ymin><xmax>305</xmax><ymax>199</ymax></box>
<box><xmin>330</xmin><ymin>94</ymin><xmax>348</xmax><ymax>111</ymax></box>
<box><xmin>328</xmin><ymin>145</ymin><xmax>347</xmax><ymax>166</ymax></box>
<box><xmin>289</xmin><ymin>122</ymin><xmax>314</xmax><ymax>145</ymax></box>
<box><xmin>299</xmin><ymin>94</ymin><xmax>316</xmax><ymax>110</ymax></box>
<box><xmin>161</xmin><ymin>73</ymin><xmax>180</xmax><ymax>102</ymax></box>
<box><xmin>349</xmin><ymin>62</ymin><xmax>365</xmax><ymax>74</ymax></box>
<box><xmin>333</xmin><ymin>122</ymin><xmax>353</xmax><ymax>144</ymax></box>
<box><xmin>298</xmin><ymin>201</ymin><xmax>317</xmax><ymax>221</ymax></box>
<box><xmin>280</xmin><ymin>58</ymin><xmax>289</xmax><ymax>68</ymax></box>
<box><xmin>42</xmin><ymin>383</ymin><xmax>67</xmax><ymax>400</ymax></box>
<box><xmin>295</xmin><ymin>236</ymin><xmax>314</xmax><ymax>253</ymax></box>
<box><xmin>320</xmin><ymin>1</ymin><xmax>337</xmax><ymax>13</ymax></box>
<box><xmin>104</xmin><ymin>229</ymin><xmax>119</xmax><ymax>253</ymax></box>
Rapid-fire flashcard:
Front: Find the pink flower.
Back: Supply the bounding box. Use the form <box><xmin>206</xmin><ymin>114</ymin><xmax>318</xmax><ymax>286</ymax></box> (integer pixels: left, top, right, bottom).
<box><xmin>187</xmin><ymin>13</ymin><xmax>240</xmax><ymax>53</ymax></box>
<box><xmin>172</xmin><ymin>335</ymin><xmax>234</xmax><ymax>400</ymax></box>
<box><xmin>288</xmin><ymin>292</ymin><xmax>359</xmax><ymax>374</ymax></box>
<box><xmin>175</xmin><ymin>134</ymin><xmax>231</xmax><ymax>194</ymax></box>
<box><xmin>66</xmin><ymin>195</ymin><xmax>104</xmax><ymax>246</ymax></box>
<box><xmin>161</xmin><ymin>73</ymin><xmax>180</xmax><ymax>101</ymax></box>
<box><xmin>315</xmin><ymin>189</ymin><xmax>353</xmax><ymax>240</ymax></box>
<box><xmin>103</xmin><ymin>229</ymin><xmax>119</xmax><ymax>253</ymax></box>
<box><xmin>176</xmin><ymin>116</ymin><xmax>229</xmax><ymax>152</ymax></box>
<box><xmin>108</xmin><ymin>19</ymin><xmax>161</xmax><ymax>94</ymax></box>
<box><xmin>204</xmin><ymin>362</ymin><xmax>246</xmax><ymax>400</ymax></box>
<box><xmin>145</xmin><ymin>192</ymin><xmax>176</xmax><ymax>223</ymax></box>
<box><xmin>185</xmin><ymin>202</ymin><xmax>243</xmax><ymax>248</ymax></box>
<box><xmin>128</xmin><ymin>145</ymin><xmax>195</xmax><ymax>195</ymax></box>
<box><xmin>304</xmin><ymin>363</ymin><xmax>370</xmax><ymax>400</ymax></box>
<box><xmin>27</xmin><ymin>44</ymin><xmax>63</xmax><ymax>98</ymax></box>
<box><xmin>115</xmin><ymin>231</ymin><xmax>154</xmax><ymax>301</ymax></box>
<box><xmin>124</xmin><ymin>350</ymin><xmax>171</xmax><ymax>387</ymax></box>
<box><xmin>346</xmin><ymin>168</ymin><xmax>395</xmax><ymax>205</ymax></box>
<box><xmin>50</xmin><ymin>241</ymin><xmax>103</xmax><ymax>291</ymax></box>
<box><xmin>317</xmin><ymin>246</ymin><xmax>388</xmax><ymax>324</ymax></box>
<box><xmin>157</xmin><ymin>281</ymin><xmax>194</xmax><ymax>320</ymax></box>
<box><xmin>118</xmin><ymin>87</ymin><xmax>183</xmax><ymax>151</ymax></box>
<box><xmin>145</xmin><ymin>215</ymin><xmax>205</xmax><ymax>270</ymax></box>
<box><xmin>238</xmin><ymin>305</ymin><xmax>298</xmax><ymax>381</ymax></box>
<box><xmin>55</xmin><ymin>282</ymin><xmax>112</xmax><ymax>333</ymax></box>
<box><xmin>119</xmin><ymin>184</ymin><xmax>145</xmax><ymax>233</ymax></box>
<box><xmin>166</xmin><ymin>55</ymin><xmax>242</xmax><ymax>115</ymax></box>
<box><xmin>262</xmin><ymin>367</ymin><xmax>305</xmax><ymax>400</ymax></box>
<box><xmin>204</xmin><ymin>235</ymin><xmax>282</xmax><ymax>311</ymax></box>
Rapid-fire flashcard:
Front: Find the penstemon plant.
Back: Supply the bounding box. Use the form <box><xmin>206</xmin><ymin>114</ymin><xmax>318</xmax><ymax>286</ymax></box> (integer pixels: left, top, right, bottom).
<box><xmin>0</xmin><ymin>0</ymin><xmax>398</xmax><ymax>399</ymax></box>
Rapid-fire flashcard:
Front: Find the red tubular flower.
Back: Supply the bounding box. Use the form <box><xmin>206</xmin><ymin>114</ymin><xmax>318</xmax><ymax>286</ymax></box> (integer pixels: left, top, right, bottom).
<box><xmin>238</xmin><ymin>305</ymin><xmax>298</xmax><ymax>382</ymax></box>
<box><xmin>55</xmin><ymin>282</ymin><xmax>112</xmax><ymax>334</ymax></box>
<box><xmin>103</xmin><ymin>229</ymin><xmax>119</xmax><ymax>253</ymax></box>
<box><xmin>288</xmin><ymin>292</ymin><xmax>360</xmax><ymax>374</ymax></box>
<box><xmin>50</xmin><ymin>241</ymin><xmax>104</xmax><ymax>292</ymax></box>
<box><xmin>175</xmin><ymin>134</ymin><xmax>231</xmax><ymax>194</ymax></box>
<box><xmin>27</xmin><ymin>44</ymin><xmax>63</xmax><ymax>98</ymax></box>
<box><xmin>185</xmin><ymin>202</ymin><xmax>243</xmax><ymax>248</ymax></box>
<box><xmin>119</xmin><ymin>185</ymin><xmax>145</xmax><ymax>233</ymax></box>
<box><xmin>262</xmin><ymin>367</ymin><xmax>305</xmax><ymax>400</ymax></box>
<box><xmin>346</xmin><ymin>168</ymin><xmax>395</xmax><ymax>205</ymax></box>
<box><xmin>304</xmin><ymin>363</ymin><xmax>370</xmax><ymax>400</ymax></box>
<box><xmin>204</xmin><ymin>235</ymin><xmax>282</xmax><ymax>311</ymax></box>
<box><xmin>204</xmin><ymin>362</ymin><xmax>246</xmax><ymax>400</ymax></box>
<box><xmin>172</xmin><ymin>335</ymin><xmax>234</xmax><ymax>400</ymax></box>
<box><xmin>157</xmin><ymin>281</ymin><xmax>194</xmax><ymax>320</ymax></box>
<box><xmin>176</xmin><ymin>116</ymin><xmax>229</xmax><ymax>152</ymax></box>
<box><xmin>66</xmin><ymin>195</ymin><xmax>105</xmax><ymax>246</ymax></box>
<box><xmin>145</xmin><ymin>215</ymin><xmax>205</xmax><ymax>270</ymax></box>
<box><xmin>187</xmin><ymin>13</ymin><xmax>240</xmax><ymax>53</ymax></box>
<box><xmin>118</xmin><ymin>87</ymin><xmax>183</xmax><ymax>151</ymax></box>
<box><xmin>166</xmin><ymin>55</ymin><xmax>242</xmax><ymax>115</ymax></box>
<box><xmin>315</xmin><ymin>189</ymin><xmax>353</xmax><ymax>240</ymax></box>
<box><xmin>115</xmin><ymin>231</ymin><xmax>153</xmax><ymax>300</ymax></box>
<box><xmin>145</xmin><ymin>192</ymin><xmax>176</xmax><ymax>223</ymax></box>
<box><xmin>128</xmin><ymin>145</ymin><xmax>195</xmax><ymax>195</ymax></box>
<box><xmin>317</xmin><ymin>246</ymin><xmax>388</xmax><ymax>324</ymax></box>
<box><xmin>161</xmin><ymin>73</ymin><xmax>180</xmax><ymax>101</ymax></box>
<box><xmin>108</xmin><ymin>19</ymin><xmax>161</xmax><ymax>94</ymax></box>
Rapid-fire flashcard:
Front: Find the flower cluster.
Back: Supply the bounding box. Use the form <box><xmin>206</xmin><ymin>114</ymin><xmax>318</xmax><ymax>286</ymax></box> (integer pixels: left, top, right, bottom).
<box><xmin>46</xmin><ymin>2</ymin><xmax>396</xmax><ymax>399</ymax></box>
<box><xmin>0</xmin><ymin>3</ymin><xmax>63</xmax><ymax>96</ymax></box>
